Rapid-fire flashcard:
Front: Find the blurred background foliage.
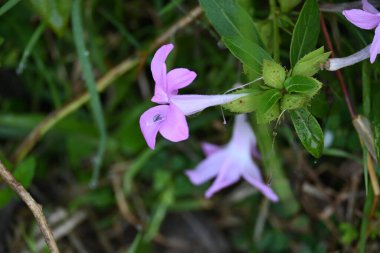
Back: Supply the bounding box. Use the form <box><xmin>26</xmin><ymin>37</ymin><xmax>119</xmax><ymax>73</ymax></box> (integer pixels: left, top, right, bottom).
<box><xmin>0</xmin><ymin>0</ymin><xmax>379</xmax><ymax>252</ymax></box>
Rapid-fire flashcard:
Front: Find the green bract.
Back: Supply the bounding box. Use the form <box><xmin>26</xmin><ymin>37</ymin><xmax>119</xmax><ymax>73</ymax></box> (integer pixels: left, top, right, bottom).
<box><xmin>224</xmin><ymin>73</ymin><xmax>323</xmax><ymax>123</ymax></box>
<box><xmin>257</xmin><ymin>103</ymin><xmax>280</xmax><ymax>124</ymax></box>
<box><xmin>262</xmin><ymin>60</ymin><xmax>286</xmax><ymax>89</ymax></box>
<box><xmin>281</xmin><ymin>94</ymin><xmax>308</xmax><ymax>111</ymax></box>
<box><xmin>222</xmin><ymin>87</ymin><xmax>263</xmax><ymax>113</ymax></box>
<box><xmin>284</xmin><ymin>75</ymin><xmax>322</xmax><ymax>98</ymax></box>
<box><xmin>291</xmin><ymin>47</ymin><xmax>331</xmax><ymax>77</ymax></box>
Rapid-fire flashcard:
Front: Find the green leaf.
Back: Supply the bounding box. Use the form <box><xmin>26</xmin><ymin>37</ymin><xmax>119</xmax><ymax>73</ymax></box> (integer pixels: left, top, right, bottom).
<box><xmin>223</xmin><ymin>86</ymin><xmax>264</xmax><ymax>113</ymax></box>
<box><xmin>223</xmin><ymin>37</ymin><xmax>272</xmax><ymax>79</ymax></box>
<box><xmin>13</xmin><ymin>157</ymin><xmax>36</xmax><ymax>187</ymax></box>
<box><xmin>289</xmin><ymin>0</ymin><xmax>320</xmax><ymax>67</ymax></box>
<box><xmin>284</xmin><ymin>75</ymin><xmax>322</xmax><ymax>97</ymax></box>
<box><xmin>292</xmin><ymin>47</ymin><xmax>331</xmax><ymax>77</ymax></box>
<box><xmin>279</xmin><ymin>0</ymin><xmax>302</xmax><ymax>13</ymax></box>
<box><xmin>199</xmin><ymin>0</ymin><xmax>263</xmax><ymax>46</ymax></box>
<box><xmin>262</xmin><ymin>60</ymin><xmax>286</xmax><ymax>89</ymax></box>
<box><xmin>29</xmin><ymin>0</ymin><xmax>72</xmax><ymax>36</ymax></box>
<box><xmin>290</xmin><ymin>108</ymin><xmax>324</xmax><ymax>158</ymax></box>
<box><xmin>0</xmin><ymin>157</ymin><xmax>36</xmax><ymax>208</ymax></box>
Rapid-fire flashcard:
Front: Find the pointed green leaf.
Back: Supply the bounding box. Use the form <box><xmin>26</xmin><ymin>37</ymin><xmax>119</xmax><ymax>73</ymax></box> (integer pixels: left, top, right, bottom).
<box><xmin>223</xmin><ymin>37</ymin><xmax>272</xmax><ymax>79</ymax></box>
<box><xmin>263</xmin><ymin>60</ymin><xmax>286</xmax><ymax>89</ymax></box>
<box><xmin>199</xmin><ymin>0</ymin><xmax>263</xmax><ymax>46</ymax></box>
<box><xmin>29</xmin><ymin>0</ymin><xmax>72</xmax><ymax>36</ymax></box>
<box><xmin>290</xmin><ymin>108</ymin><xmax>324</xmax><ymax>158</ymax></box>
<box><xmin>292</xmin><ymin>47</ymin><xmax>331</xmax><ymax>77</ymax></box>
<box><xmin>284</xmin><ymin>75</ymin><xmax>322</xmax><ymax>97</ymax></box>
<box><xmin>290</xmin><ymin>0</ymin><xmax>320</xmax><ymax>67</ymax></box>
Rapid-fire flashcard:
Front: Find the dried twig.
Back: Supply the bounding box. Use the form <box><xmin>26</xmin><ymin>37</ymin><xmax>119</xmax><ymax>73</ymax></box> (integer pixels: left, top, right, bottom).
<box><xmin>110</xmin><ymin>165</ymin><xmax>140</xmax><ymax>227</ymax></box>
<box><xmin>0</xmin><ymin>160</ymin><xmax>59</xmax><ymax>253</ymax></box>
<box><xmin>34</xmin><ymin>210</ymin><xmax>87</xmax><ymax>251</ymax></box>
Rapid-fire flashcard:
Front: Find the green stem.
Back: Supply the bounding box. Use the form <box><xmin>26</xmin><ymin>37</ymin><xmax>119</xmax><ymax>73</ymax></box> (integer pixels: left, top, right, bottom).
<box><xmin>253</xmin><ymin>119</ymin><xmax>299</xmax><ymax>217</ymax></box>
<box><xmin>269</xmin><ymin>0</ymin><xmax>280</xmax><ymax>62</ymax></box>
<box><xmin>358</xmin><ymin>153</ymin><xmax>374</xmax><ymax>253</ymax></box>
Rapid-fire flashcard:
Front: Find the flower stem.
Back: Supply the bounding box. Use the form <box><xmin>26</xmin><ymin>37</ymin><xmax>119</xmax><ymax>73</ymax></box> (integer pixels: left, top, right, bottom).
<box><xmin>320</xmin><ymin>14</ymin><xmax>357</xmax><ymax>118</ymax></box>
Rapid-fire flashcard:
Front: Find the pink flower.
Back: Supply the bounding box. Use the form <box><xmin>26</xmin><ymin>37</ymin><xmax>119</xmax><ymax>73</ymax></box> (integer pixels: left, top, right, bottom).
<box><xmin>343</xmin><ymin>0</ymin><xmax>380</xmax><ymax>63</ymax></box>
<box><xmin>140</xmin><ymin>44</ymin><xmax>247</xmax><ymax>149</ymax></box>
<box><xmin>186</xmin><ymin>114</ymin><xmax>279</xmax><ymax>201</ymax></box>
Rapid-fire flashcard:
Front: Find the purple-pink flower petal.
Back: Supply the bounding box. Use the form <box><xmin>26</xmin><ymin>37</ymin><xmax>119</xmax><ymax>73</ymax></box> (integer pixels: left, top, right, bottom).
<box><xmin>186</xmin><ymin>151</ymin><xmax>225</xmax><ymax>185</ymax></box>
<box><xmin>139</xmin><ymin>105</ymin><xmax>169</xmax><ymax>149</ymax></box>
<box><xmin>201</xmin><ymin>142</ymin><xmax>222</xmax><ymax>156</ymax></box>
<box><xmin>166</xmin><ymin>68</ymin><xmax>197</xmax><ymax>94</ymax></box>
<box><xmin>151</xmin><ymin>83</ymin><xmax>168</xmax><ymax>104</ymax></box>
<box><xmin>159</xmin><ymin>104</ymin><xmax>189</xmax><ymax>143</ymax></box>
<box><xmin>241</xmin><ymin>160</ymin><xmax>279</xmax><ymax>202</ymax></box>
<box><xmin>186</xmin><ymin>114</ymin><xmax>278</xmax><ymax>201</ymax></box>
<box><xmin>363</xmin><ymin>0</ymin><xmax>379</xmax><ymax>14</ymax></box>
<box><xmin>151</xmin><ymin>44</ymin><xmax>173</xmax><ymax>86</ymax></box>
<box><xmin>205</xmin><ymin>159</ymin><xmax>241</xmax><ymax>198</ymax></box>
<box><xmin>342</xmin><ymin>9</ymin><xmax>380</xmax><ymax>30</ymax></box>
<box><xmin>243</xmin><ymin>171</ymin><xmax>279</xmax><ymax>202</ymax></box>
<box><xmin>370</xmin><ymin>25</ymin><xmax>380</xmax><ymax>62</ymax></box>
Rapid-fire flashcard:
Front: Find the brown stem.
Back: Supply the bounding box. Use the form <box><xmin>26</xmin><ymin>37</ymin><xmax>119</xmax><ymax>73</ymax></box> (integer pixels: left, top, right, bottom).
<box><xmin>320</xmin><ymin>14</ymin><xmax>357</xmax><ymax>119</ymax></box>
<box><xmin>0</xmin><ymin>160</ymin><xmax>59</xmax><ymax>253</ymax></box>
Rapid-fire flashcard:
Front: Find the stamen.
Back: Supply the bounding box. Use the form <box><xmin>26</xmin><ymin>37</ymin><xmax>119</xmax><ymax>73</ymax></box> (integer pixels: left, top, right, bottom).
<box><xmin>224</xmin><ymin>77</ymin><xmax>264</xmax><ymax>95</ymax></box>
<box><xmin>153</xmin><ymin>114</ymin><xmax>163</xmax><ymax>122</ymax></box>
<box><xmin>220</xmin><ymin>106</ymin><xmax>227</xmax><ymax>125</ymax></box>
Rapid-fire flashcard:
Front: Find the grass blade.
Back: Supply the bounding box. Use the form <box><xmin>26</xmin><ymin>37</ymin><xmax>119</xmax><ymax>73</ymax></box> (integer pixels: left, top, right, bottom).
<box><xmin>72</xmin><ymin>0</ymin><xmax>107</xmax><ymax>187</ymax></box>
<box><xmin>0</xmin><ymin>0</ymin><xmax>21</xmax><ymax>16</ymax></box>
<box><xmin>17</xmin><ymin>23</ymin><xmax>46</xmax><ymax>74</ymax></box>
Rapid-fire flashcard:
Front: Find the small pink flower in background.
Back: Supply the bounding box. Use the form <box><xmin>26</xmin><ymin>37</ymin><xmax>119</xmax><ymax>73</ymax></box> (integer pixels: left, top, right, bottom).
<box><xmin>343</xmin><ymin>0</ymin><xmax>380</xmax><ymax>63</ymax></box>
<box><xmin>186</xmin><ymin>114</ymin><xmax>279</xmax><ymax>201</ymax></box>
<box><xmin>140</xmin><ymin>44</ymin><xmax>247</xmax><ymax>149</ymax></box>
